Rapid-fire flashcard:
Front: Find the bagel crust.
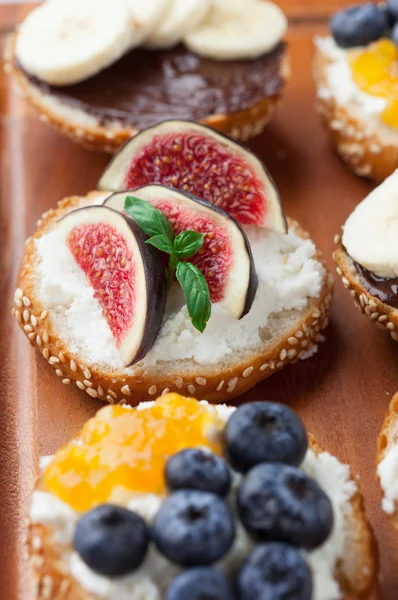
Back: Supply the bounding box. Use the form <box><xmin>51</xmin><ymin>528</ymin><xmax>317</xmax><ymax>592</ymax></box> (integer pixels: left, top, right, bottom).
<box><xmin>28</xmin><ymin>435</ymin><xmax>378</xmax><ymax>600</ymax></box>
<box><xmin>8</xmin><ymin>33</ymin><xmax>290</xmax><ymax>154</ymax></box>
<box><xmin>13</xmin><ymin>192</ymin><xmax>333</xmax><ymax>407</ymax></box>
<box><xmin>314</xmin><ymin>37</ymin><xmax>398</xmax><ymax>183</ymax></box>
<box><xmin>333</xmin><ymin>237</ymin><xmax>398</xmax><ymax>341</ymax></box>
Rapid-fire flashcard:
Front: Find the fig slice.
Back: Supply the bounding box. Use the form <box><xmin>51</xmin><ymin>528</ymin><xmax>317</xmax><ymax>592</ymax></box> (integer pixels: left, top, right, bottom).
<box><xmin>98</xmin><ymin>120</ymin><xmax>286</xmax><ymax>231</ymax></box>
<box><xmin>57</xmin><ymin>206</ymin><xmax>167</xmax><ymax>367</ymax></box>
<box><xmin>104</xmin><ymin>185</ymin><xmax>258</xmax><ymax>320</ymax></box>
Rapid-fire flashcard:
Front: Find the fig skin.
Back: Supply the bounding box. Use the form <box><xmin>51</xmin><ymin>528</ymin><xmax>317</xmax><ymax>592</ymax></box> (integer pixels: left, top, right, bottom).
<box><xmin>104</xmin><ymin>186</ymin><xmax>259</xmax><ymax>320</ymax></box>
<box><xmin>58</xmin><ymin>206</ymin><xmax>167</xmax><ymax>367</ymax></box>
<box><xmin>97</xmin><ymin>119</ymin><xmax>287</xmax><ymax>232</ymax></box>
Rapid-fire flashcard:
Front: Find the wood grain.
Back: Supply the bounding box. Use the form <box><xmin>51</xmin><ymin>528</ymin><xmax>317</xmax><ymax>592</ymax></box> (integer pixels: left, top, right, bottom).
<box><xmin>1</xmin><ymin>5</ymin><xmax>398</xmax><ymax>600</ymax></box>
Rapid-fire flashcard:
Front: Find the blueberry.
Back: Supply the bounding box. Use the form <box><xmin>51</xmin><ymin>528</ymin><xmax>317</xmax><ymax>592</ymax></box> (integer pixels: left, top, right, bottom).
<box><xmin>388</xmin><ymin>0</ymin><xmax>398</xmax><ymax>21</ymax></box>
<box><xmin>237</xmin><ymin>543</ymin><xmax>313</xmax><ymax>600</ymax></box>
<box><xmin>237</xmin><ymin>463</ymin><xmax>333</xmax><ymax>550</ymax></box>
<box><xmin>330</xmin><ymin>4</ymin><xmax>389</xmax><ymax>48</ymax></box>
<box><xmin>166</xmin><ymin>449</ymin><xmax>231</xmax><ymax>497</ymax></box>
<box><xmin>73</xmin><ymin>504</ymin><xmax>149</xmax><ymax>576</ymax></box>
<box><xmin>152</xmin><ymin>490</ymin><xmax>235</xmax><ymax>566</ymax></box>
<box><xmin>224</xmin><ymin>402</ymin><xmax>308</xmax><ymax>473</ymax></box>
<box><xmin>167</xmin><ymin>567</ymin><xmax>235</xmax><ymax>600</ymax></box>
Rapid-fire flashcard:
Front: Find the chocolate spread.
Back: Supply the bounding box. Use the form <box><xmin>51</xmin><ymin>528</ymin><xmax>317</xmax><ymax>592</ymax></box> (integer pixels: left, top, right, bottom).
<box><xmin>19</xmin><ymin>43</ymin><xmax>286</xmax><ymax>129</ymax></box>
<box><xmin>355</xmin><ymin>262</ymin><xmax>398</xmax><ymax>308</ymax></box>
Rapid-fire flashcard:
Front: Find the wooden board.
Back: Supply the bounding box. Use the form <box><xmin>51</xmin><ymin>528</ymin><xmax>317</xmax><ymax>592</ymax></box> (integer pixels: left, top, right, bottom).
<box><xmin>1</xmin><ymin>5</ymin><xmax>398</xmax><ymax>599</ymax></box>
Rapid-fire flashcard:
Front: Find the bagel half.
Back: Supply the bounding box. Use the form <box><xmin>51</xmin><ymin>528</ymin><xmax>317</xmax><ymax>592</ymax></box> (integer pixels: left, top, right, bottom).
<box><xmin>333</xmin><ymin>238</ymin><xmax>398</xmax><ymax>342</ymax></box>
<box><xmin>377</xmin><ymin>392</ymin><xmax>398</xmax><ymax>523</ymax></box>
<box><xmin>28</xmin><ymin>399</ymin><xmax>378</xmax><ymax>600</ymax></box>
<box><xmin>314</xmin><ymin>36</ymin><xmax>398</xmax><ymax>183</ymax></box>
<box><xmin>8</xmin><ymin>33</ymin><xmax>290</xmax><ymax>154</ymax></box>
<box><xmin>13</xmin><ymin>191</ymin><xmax>333</xmax><ymax>407</ymax></box>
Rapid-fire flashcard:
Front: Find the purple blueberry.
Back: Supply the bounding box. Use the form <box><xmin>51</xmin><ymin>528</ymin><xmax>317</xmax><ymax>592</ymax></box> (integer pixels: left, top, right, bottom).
<box><xmin>165</xmin><ymin>448</ymin><xmax>231</xmax><ymax>497</ymax></box>
<box><xmin>331</xmin><ymin>4</ymin><xmax>389</xmax><ymax>48</ymax></box>
<box><xmin>167</xmin><ymin>567</ymin><xmax>235</xmax><ymax>600</ymax></box>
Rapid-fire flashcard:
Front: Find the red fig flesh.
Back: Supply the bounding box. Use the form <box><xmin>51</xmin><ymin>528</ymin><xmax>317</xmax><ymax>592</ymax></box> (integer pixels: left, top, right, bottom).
<box><xmin>57</xmin><ymin>206</ymin><xmax>167</xmax><ymax>367</ymax></box>
<box><xmin>98</xmin><ymin>120</ymin><xmax>286</xmax><ymax>230</ymax></box>
<box><xmin>104</xmin><ymin>185</ymin><xmax>258</xmax><ymax>320</ymax></box>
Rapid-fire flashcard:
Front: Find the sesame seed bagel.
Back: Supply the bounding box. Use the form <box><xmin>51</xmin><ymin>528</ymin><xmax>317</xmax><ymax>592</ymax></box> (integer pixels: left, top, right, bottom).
<box><xmin>333</xmin><ymin>239</ymin><xmax>398</xmax><ymax>341</ymax></box>
<box><xmin>28</xmin><ymin>433</ymin><xmax>378</xmax><ymax>600</ymax></box>
<box><xmin>13</xmin><ymin>191</ymin><xmax>333</xmax><ymax>406</ymax></box>
<box><xmin>377</xmin><ymin>392</ymin><xmax>398</xmax><ymax>524</ymax></box>
<box><xmin>314</xmin><ymin>38</ymin><xmax>398</xmax><ymax>183</ymax></box>
<box><xmin>8</xmin><ymin>33</ymin><xmax>290</xmax><ymax>154</ymax></box>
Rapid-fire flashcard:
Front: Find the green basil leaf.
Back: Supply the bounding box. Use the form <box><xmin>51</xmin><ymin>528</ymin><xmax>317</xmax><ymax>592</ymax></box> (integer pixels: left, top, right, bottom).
<box><xmin>176</xmin><ymin>262</ymin><xmax>211</xmax><ymax>333</ymax></box>
<box><xmin>124</xmin><ymin>196</ymin><xmax>174</xmax><ymax>241</ymax></box>
<box><xmin>145</xmin><ymin>235</ymin><xmax>174</xmax><ymax>255</ymax></box>
<box><xmin>174</xmin><ymin>230</ymin><xmax>205</xmax><ymax>259</ymax></box>
<box><xmin>167</xmin><ymin>254</ymin><xmax>178</xmax><ymax>290</ymax></box>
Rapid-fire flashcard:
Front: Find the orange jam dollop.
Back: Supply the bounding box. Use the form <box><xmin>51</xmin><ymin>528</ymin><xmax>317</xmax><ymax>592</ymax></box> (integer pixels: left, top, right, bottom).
<box><xmin>349</xmin><ymin>39</ymin><xmax>398</xmax><ymax>128</ymax></box>
<box><xmin>42</xmin><ymin>394</ymin><xmax>224</xmax><ymax>511</ymax></box>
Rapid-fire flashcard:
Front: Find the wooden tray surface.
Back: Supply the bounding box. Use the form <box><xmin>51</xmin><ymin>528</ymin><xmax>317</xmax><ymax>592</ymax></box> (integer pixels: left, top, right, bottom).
<box><xmin>1</xmin><ymin>4</ymin><xmax>398</xmax><ymax>599</ymax></box>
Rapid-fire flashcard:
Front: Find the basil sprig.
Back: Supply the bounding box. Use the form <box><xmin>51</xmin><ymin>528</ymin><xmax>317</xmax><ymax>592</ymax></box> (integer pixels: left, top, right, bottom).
<box><xmin>124</xmin><ymin>196</ymin><xmax>211</xmax><ymax>333</ymax></box>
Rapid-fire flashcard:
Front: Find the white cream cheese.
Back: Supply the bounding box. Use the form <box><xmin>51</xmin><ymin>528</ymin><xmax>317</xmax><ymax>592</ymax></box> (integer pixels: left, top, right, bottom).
<box><xmin>314</xmin><ymin>36</ymin><xmax>388</xmax><ymax>119</ymax></box>
<box><xmin>377</xmin><ymin>445</ymin><xmax>398</xmax><ymax>514</ymax></box>
<box><xmin>342</xmin><ymin>170</ymin><xmax>398</xmax><ymax>278</ymax></box>
<box><xmin>34</xmin><ymin>211</ymin><xmax>325</xmax><ymax>369</ymax></box>
<box><xmin>32</xmin><ymin>403</ymin><xmax>357</xmax><ymax>600</ymax></box>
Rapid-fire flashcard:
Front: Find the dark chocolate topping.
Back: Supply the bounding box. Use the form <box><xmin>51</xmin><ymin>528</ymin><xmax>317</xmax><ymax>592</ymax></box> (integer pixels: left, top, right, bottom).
<box><xmin>18</xmin><ymin>43</ymin><xmax>286</xmax><ymax>129</ymax></box>
<box><xmin>355</xmin><ymin>261</ymin><xmax>398</xmax><ymax>308</ymax></box>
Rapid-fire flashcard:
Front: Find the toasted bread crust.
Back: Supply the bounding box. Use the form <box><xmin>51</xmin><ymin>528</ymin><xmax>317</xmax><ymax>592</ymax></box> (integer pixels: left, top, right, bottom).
<box><xmin>8</xmin><ymin>34</ymin><xmax>290</xmax><ymax>154</ymax></box>
<box><xmin>333</xmin><ymin>240</ymin><xmax>398</xmax><ymax>341</ymax></box>
<box><xmin>13</xmin><ymin>192</ymin><xmax>333</xmax><ymax>407</ymax></box>
<box><xmin>314</xmin><ymin>39</ymin><xmax>398</xmax><ymax>183</ymax></box>
<box><xmin>28</xmin><ymin>435</ymin><xmax>378</xmax><ymax>600</ymax></box>
<box><xmin>377</xmin><ymin>392</ymin><xmax>398</xmax><ymax>526</ymax></box>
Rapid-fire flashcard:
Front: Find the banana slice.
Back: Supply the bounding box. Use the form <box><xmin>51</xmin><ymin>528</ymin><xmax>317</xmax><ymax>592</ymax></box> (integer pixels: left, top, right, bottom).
<box><xmin>126</xmin><ymin>0</ymin><xmax>171</xmax><ymax>43</ymax></box>
<box><xmin>184</xmin><ymin>0</ymin><xmax>287</xmax><ymax>61</ymax></box>
<box><xmin>15</xmin><ymin>0</ymin><xmax>135</xmax><ymax>86</ymax></box>
<box><xmin>145</xmin><ymin>0</ymin><xmax>212</xmax><ymax>50</ymax></box>
<box><xmin>342</xmin><ymin>170</ymin><xmax>398</xmax><ymax>279</ymax></box>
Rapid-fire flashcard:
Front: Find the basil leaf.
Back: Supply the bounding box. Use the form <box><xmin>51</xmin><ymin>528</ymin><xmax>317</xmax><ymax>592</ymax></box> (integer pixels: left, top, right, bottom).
<box><xmin>174</xmin><ymin>230</ymin><xmax>205</xmax><ymax>259</ymax></box>
<box><xmin>146</xmin><ymin>235</ymin><xmax>174</xmax><ymax>255</ymax></box>
<box><xmin>176</xmin><ymin>262</ymin><xmax>211</xmax><ymax>333</ymax></box>
<box><xmin>124</xmin><ymin>196</ymin><xmax>174</xmax><ymax>241</ymax></box>
<box><xmin>167</xmin><ymin>255</ymin><xmax>178</xmax><ymax>290</ymax></box>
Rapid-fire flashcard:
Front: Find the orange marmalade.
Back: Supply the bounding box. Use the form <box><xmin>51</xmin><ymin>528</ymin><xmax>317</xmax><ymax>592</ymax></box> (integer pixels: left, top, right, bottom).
<box><xmin>349</xmin><ymin>39</ymin><xmax>398</xmax><ymax>128</ymax></box>
<box><xmin>42</xmin><ymin>394</ymin><xmax>224</xmax><ymax>511</ymax></box>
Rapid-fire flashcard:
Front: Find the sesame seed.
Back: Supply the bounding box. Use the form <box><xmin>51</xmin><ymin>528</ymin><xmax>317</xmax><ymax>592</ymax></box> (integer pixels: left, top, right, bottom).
<box><xmin>259</xmin><ymin>363</ymin><xmax>268</xmax><ymax>371</ymax></box>
<box><xmin>148</xmin><ymin>385</ymin><xmax>157</xmax><ymax>396</ymax></box>
<box><xmin>24</xmin><ymin>324</ymin><xmax>33</xmax><ymax>333</ymax></box>
<box><xmin>49</xmin><ymin>356</ymin><xmax>60</xmax><ymax>364</ymax></box>
<box><xmin>121</xmin><ymin>385</ymin><xmax>132</xmax><ymax>396</ymax></box>
<box><xmin>312</xmin><ymin>310</ymin><xmax>321</xmax><ymax>319</ymax></box>
<box><xmin>107</xmin><ymin>394</ymin><xmax>115</xmax><ymax>404</ymax></box>
<box><xmin>363</xmin><ymin>295</ymin><xmax>369</xmax><ymax>306</ymax></box>
<box><xmin>333</xmin><ymin>234</ymin><xmax>341</xmax><ymax>245</ymax></box>
<box><xmin>288</xmin><ymin>337</ymin><xmax>298</xmax><ymax>345</ymax></box>
<box><xmin>41</xmin><ymin>575</ymin><xmax>53</xmax><ymax>600</ymax></box>
<box><xmin>279</xmin><ymin>349</ymin><xmax>287</xmax><ymax>361</ymax></box>
<box><xmin>391</xmin><ymin>332</ymin><xmax>398</xmax><ymax>342</ymax></box>
<box><xmin>22</xmin><ymin>296</ymin><xmax>31</xmax><ymax>307</ymax></box>
<box><xmin>83</xmin><ymin>380</ymin><xmax>93</xmax><ymax>387</ymax></box>
<box><xmin>15</xmin><ymin>288</ymin><xmax>23</xmax><ymax>299</ymax></box>
<box><xmin>62</xmin><ymin>379</ymin><xmax>71</xmax><ymax>385</ymax></box>
<box><xmin>217</xmin><ymin>380</ymin><xmax>225</xmax><ymax>391</ymax></box>
<box><xmin>387</xmin><ymin>322</ymin><xmax>395</xmax><ymax>331</ymax></box>
<box><xmin>31</xmin><ymin>535</ymin><xmax>42</xmax><ymax>551</ymax></box>
<box><xmin>371</xmin><ymin>312</ymin><xmax>379</xmax><ymax>320</ymax></box>
<box><xmin>108</xmin><ymin>389</ymin><xmax>117</xmax><ymax>399</ymax></box>
<box><xmin>30</xmin><ymin>315</ymin><xmax>38</xmax><ymax>327</ymax></box>
<box><xmin>43</xmin><ymin>348</ymin><xmax>50</xmax><ymax>359</ymax></box>
<box><xmin>378</xmin><ymin>315</ymin><xmax>388</xmax><ymax>322</ymax></box>
<box><xmin>86</xmin><ymin>388</ymin><xmax>98</xmax><ymax>398</ymax></box>
<box><xmin>342</xmin><ymin>277</ymin><xmax>350</xmax><ymax>288</ymax></box>
<box><xmin>276</xmin><ymin>361</ymin><xmax>284</xmax><ymax>368</ymax></box>
<box><xmin>36</xmin><ymin>335</ymin><xmax>42</xmax><ymax>346</ymax></box>
<box><xmin>28</xmin><ymin>332</ymin><xmax>35</xmax><ymax>340</ymax></box>
<box><xmin>243</xmin><ymin>366</ymin><xmax>254</xmax><ymax>378</ymax></box>
<box><xmin>288</xmin><ymin>349</ymin><xmax>297</xmax><ymax>359</ymax></box>
<box><xmin>15</xmin><ymin>299</ymin><xmax>23</xmax><ymax>308</ymax></box>
<box><xmin>188</xmin><ymin>384</ymin><xmax>196</xmax><ymax>395</ymax></box>
<box><xmin>15</xmin><ymin>310</ymin><xmax>22</xmax><ymax>324</ymax></box>
<box><xmin>162</xmin><ymin>388</ymin><xmax>170</xmax><ymax>396</ymax></box>
<box><xmin>58</xmin><ymin>352</ymin><xmax>66</xmax><ymax>363</ymax></box>
<box><xmin>227</xmin><ymin>377</ymin><xmax>238</xmax><ymax>392</ymax></box>
<box><xmin>84</xmin><ymin>368</ymin><xmax>91</xmax><ymax>379</ymax></box>
<box><xmin>336</xmin><ymin>267</ymin><xmax>342</xmax><ymax>276</ymax></box>
<box><xmin>70</xmin><ymin>360</ymin><xmax>77</xmax><ymax>372</ymax></box>
<box><xmin>175</xmin><ymin>377</ymin><xmax>183</xmax><ymax>390</ymax></box>
<box><xmin>76</xmin><ymin>381</ymin><xmax>85</xmax><ymax>390</ymax></box>
<box><xmin>43</xmin><ymin>332</ymin><xmax>49</xmax><ymax>343</ymax></box>
<box><xmin>23</xmin><ymin>310</ymin><xmax>29</xmax><ymax>322</ymax></box>
<box><xmin>368</xmin><ymin>299</ymin><xmax>377</xmax><ymax>308</ymax></box>
<box><xmin>196</xmin><ymin>377</ymin><xmax>207</xmax><ymax>386</ymax></box>
<box><xmin>97</xmin><ymin>386</ymin><xmax>104</xmax><ymax>396</ymax></box>
<box><xmin>301</xmin><ymin>340</ymin><xmax>309</xmax><ymax>348</ymax></box>
<box><xmin>269</xmin><ymin>361</ymin><xmax>275</xmax><ymax>369</ymax></box>
<box><xmin>40</xmin><ymin>310</ymin><xmax>48</xmax><ymax>320</ymax></box>
<box><xmin>55</xmin><ymin>369</ymin><xmax>63</xmax><ymax>377</ymax></box>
